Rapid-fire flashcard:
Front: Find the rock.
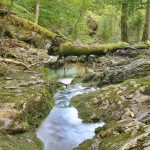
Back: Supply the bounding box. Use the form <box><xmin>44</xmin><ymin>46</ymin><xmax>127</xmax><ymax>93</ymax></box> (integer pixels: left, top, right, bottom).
<box><xmin>95</xmin><ymin>125</ymin><xmax>107</xmax><ymax>134</ymax></box>
<box><xmin>143</xmin><ymin>141</ymin><xmax>150</xmax><ymax>148</ymax></box>
<box><xmin>26</xmin><ymin>138</ymin><xmax>32</xmax><ymax>143</ymax></box>
<box><xmin>114</xmin><ymin>48</ymin><xmax>138</xmax><ymax>57</ymax></box>
<box><xmin>66</xmin><ymin>56</ymin><xmax>78</xmax><ymax>63</ymax></box>
<box><xmin>119</xmin><ymin>95</ymin><xmax>126</xmax><ymax>101</ymax></box>
<box><xmin>117</xmin><ymin>90</ymin><xmax>123</xmax><ymax>96</ymax></box>
<box><xmin>99</xmin><ymin>129</ymin><xmax>112</xmax><ymax>138</ymax></box>
<box><xmin>5</xmin><ymin>52</ymin><xmax>17</xmax><ymax>59</ymax></box>
<box><xmin>120</xmin><ymin>132</ymin><xmax>150</xmax><ymax>150</ymax></box>
<box><xmin>122</xmin><ymin>108</ymin><xmax>135</xmax><ymax>119</ymax></box>
<box><xmin>35</xmin><ymin>94</ymin><xmax>42</xmax><ymax>103</ymax></box>
<box><xmin>5</xmin><ymin>122</ymin><xmax>27</xmax><ymax>134</ymax></box>
<box><xmin>90</xmin><ymin>113</ymin><xmax>99</xmax><ymax>123</ymax></box>
<box><xmin>141</xmin><ymin>115</ymin><xmax>150</xmax><ymax>125</ymax></box>
<box><xmin>79</xmin><ymin>55</ymin><xmax>86</xmax><ymax>63</ymax></box>
<box><xmin>92</xmin><ymin>98</ymin><xmax>100</xmax><ymax>105</ymax></box>
<box><xmin>0</xmin><ymin>63</ymin><xmax>6</xmax><ymax>76</ymax></box>
<box><xmin>83</xmin><ymin>59</ymin><xmax>150</xmax><ymax>87</ymax></box>
<box><xmin>125</xmin><ymin>93</ymin><xmax>134</xmax><ymax>99</ymax></box>
<box><xmin>140</xmin><ymin>85</ymin><xmax>150</xmax><ymax>95</ymax></box>
<box><xmin>144</xmin><ymin>146</ymin><xmax>150</xmax><ymax>150</ymax></box>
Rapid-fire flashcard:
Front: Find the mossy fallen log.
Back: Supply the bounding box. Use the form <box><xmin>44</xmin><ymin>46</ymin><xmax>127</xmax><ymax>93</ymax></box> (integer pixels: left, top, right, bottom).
<box><xmin>58</xmin><ymin>42</ymin><xmax>129</xmax><ymax>56</ymax></box>
<box><xmin>8</xmin><ymin>14</ymin><xmax>57</xmax><ymax>39</ymax></box>
<box><xmin>135</xmin><ymin>42</ymin><xmax>150</xmax><ymax>49</ymax></box>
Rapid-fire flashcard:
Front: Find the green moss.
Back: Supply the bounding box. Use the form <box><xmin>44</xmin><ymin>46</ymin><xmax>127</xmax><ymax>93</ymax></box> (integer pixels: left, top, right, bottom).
<box><xmin>136</xmin><ymin>42</ymin><xmax>150</xmax><ymax>49</ymax></box>
<box><xmin>75</xmin><ymin>120</ymin><xmax>133</xmax><ymax>150</ymax></box>
<box><xmin>60</xmin><ymin>41</ymin><xmax>74</xmax><ymax>56</ymax></box>
<box><xmin>0</xmin><ymin>131</ymin><xmax>43</xmax><ymax>150</ymax></box>
<box><xmin>0</xmin><ymin>69</ymin><xmax>62</xmax><ymax>150</ymax></box>
<box><xmin>71</xmin><ymin>76</ymin><xmax>150</xmax><ymax>122</ymax></box>
<box><xmin>90</xmin><ymin>42</ymin><xmax>129</xmax><ymax>55</ymax></box>
<box><xmin>98</xmin><ymin>132</ymin><xmax>132</xmax><ymax>150</ymax></box>
<box><xmin>8</xmin><ymin>14</ymin><xmax>56</xmax><ymax>39</ymax></box>
<box><xmin>59</xmin><ymin>42</ymin><xmax>129</xmax><ymax>56</ymax></box>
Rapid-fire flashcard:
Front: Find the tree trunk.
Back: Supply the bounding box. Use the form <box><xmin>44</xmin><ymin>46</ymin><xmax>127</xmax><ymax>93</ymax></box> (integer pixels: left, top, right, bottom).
<box><xmin>35</xmin><ymin>0</ymin><xmax>40</xmax><ymax>24</ymax></box>
<box><xmin>0</xmin><ymin>1</ymin><xmax>5</xmax><ymax>9</ymax></box>
<box><xmin>142</xmin><ymin>1</ymin><xmax>150</xmax><ymax>42</ymax></box>
<box><xmin>137</xmin><ymin>25</ymin><xmax>140</xmax><ymax>42</ymax></box>
<box><xmin>0</xmin><ymin>2</ymin><xmax>5</xmax><ymax>33</ymax></box>
<box><xmin>121</xmin><ymin>2</ymin><xmax>128</xmax><ymax>43</ymax></box>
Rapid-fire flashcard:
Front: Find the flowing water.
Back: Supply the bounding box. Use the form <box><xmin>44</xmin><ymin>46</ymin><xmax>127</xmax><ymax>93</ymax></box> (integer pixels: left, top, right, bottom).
<box><xmin>37</xmin><ymin>64</ymin><xmax>105</xmax><ymax>150</ymax></box>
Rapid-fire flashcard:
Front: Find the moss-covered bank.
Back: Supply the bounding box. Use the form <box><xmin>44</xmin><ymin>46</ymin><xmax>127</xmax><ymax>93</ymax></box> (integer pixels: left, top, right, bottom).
<box><xmin>72</xmin><ymin>76</ymin><xmax>150</xmax><ymax>150</ymax></box>
<box><xmin>0</xmin><ymin>69</ymin><xmax>61</xmax><ymax>150</ymax></box>
<box><xmin>0</xmin><ymin>36</ymin><xmax>62</xmax><ymax>150</ymax></box>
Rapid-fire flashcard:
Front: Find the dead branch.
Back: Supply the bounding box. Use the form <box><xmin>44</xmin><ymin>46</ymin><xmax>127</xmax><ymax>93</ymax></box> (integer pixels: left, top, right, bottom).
<box><xmin>0</xmin><ymin>57</ymin><xmax>29</xmax><ymax>70</ymax></box>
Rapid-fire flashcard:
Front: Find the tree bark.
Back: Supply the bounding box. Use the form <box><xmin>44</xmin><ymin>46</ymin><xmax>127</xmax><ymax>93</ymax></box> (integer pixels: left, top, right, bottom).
<box><xmin>35</xmin><ymin>0</ymin><xmax>40</xmax><ymax>24</ymax></box>
<box><xmin>142</xmin><ymin>1</ymin><xmax>150</xmax><ymax>42</ymax></box>
<box><xmin>0</xmin><ymin>1</ymin><xmax>5</xmax><ymax>9</ymax></box>
<box><xmin>121</xmin><ymin>2</ymin><xmax>128</xmax><ymax>43</ymax></box>
<box><xmin>137</xmin><ymin>24</ymin><xmax>141</xmax><ymax>42</ymax></box>
<box><xmin>0</xmin><ymin>0</ymin><xmax>14</xmax><ymax>41</ymax></box>
<box><xmin>0</xmin><ymin>2</ymin><xmax>6</xmax><ymax>34</ymax></box>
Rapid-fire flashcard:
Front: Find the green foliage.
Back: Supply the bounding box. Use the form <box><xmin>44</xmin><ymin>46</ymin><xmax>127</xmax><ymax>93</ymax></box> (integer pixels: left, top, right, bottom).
<box><xmin>3</xmin><ymin>0</ymin><xmax>150</xmax><ymax>43</ymax></box>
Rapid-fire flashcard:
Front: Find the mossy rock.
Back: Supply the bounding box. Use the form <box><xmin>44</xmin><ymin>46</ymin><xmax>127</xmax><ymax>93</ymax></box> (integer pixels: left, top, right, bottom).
<box><xmin>0</xmin><ymin>131</ymin><xmax>43</xmax><ymax>150</ymax></box>
<box><xmin>71</xmin><ymin>76</ymin><xmax>150</xmax><ymax>122</ymax></box>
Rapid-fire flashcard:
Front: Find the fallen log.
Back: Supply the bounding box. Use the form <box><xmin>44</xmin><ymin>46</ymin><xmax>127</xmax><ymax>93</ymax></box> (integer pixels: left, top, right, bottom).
<box><xmin>135</xmin><ymin>42</ymin><xmax>150</xmax><ymax>49</ymax></box>
<box><xmin>48</xmin><ymin>41</ymin><xmax>150</xmax><ymax>58</ymax></box>
<box><xmin>7</xmin><ymin>14</ymin><xmax>57</xmax><ymax>39</ymax></box>
<box><xmin>57</xmin><ymin>42</ymin><xmax>129</xmax><ymax>57</ymax></box>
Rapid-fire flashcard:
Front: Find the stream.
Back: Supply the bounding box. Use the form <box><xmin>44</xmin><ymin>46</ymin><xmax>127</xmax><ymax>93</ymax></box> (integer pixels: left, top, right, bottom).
<box><xmin>37</xmin><ymin>63</ymin><xmax>105</xmax><ymax>150</ymax></box>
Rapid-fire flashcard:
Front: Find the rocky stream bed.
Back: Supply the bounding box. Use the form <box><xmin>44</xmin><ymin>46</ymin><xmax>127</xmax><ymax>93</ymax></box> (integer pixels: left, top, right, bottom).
<box><xmin>0</xmin><ymin>38</ymin><xmax>150</xmax><ymax>150</ymax></box>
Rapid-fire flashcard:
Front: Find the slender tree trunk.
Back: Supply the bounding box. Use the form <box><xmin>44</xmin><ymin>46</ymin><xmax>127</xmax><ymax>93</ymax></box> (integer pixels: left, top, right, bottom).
<box><xmin>121</xmin><ymin>2</ymin><xmax>128</xmax><ymax>42</ymax></box>
<box><xmin>142</xmin><ymin>1</ymin><xmax>150</xmax><ymax>42</ymax></box>
<box><xmin>0</xmin><ymin>1</ymin><xmax>5</xmax><ymax>9</ymax></box>
<box><xmin>0</xmin><ymin>0</ymin><xmax>14</xmax><ymax>41</ymax></box>
<box><xmin>137</xmin><ymin>26</ymin><xmax>140</xmax><ymax>42</ymax></box>
<box><xmin>35</xmin><ymin>0</ymin><xmax>40</xmax><ymax>24</ymax></box>
<box><xmin>0</xmin><ymin>2</ymin><xmax>6</xmax><ymax>32</ymax></box>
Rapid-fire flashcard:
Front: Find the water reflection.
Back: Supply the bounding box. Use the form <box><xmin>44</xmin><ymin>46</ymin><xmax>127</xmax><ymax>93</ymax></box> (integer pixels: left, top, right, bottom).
<box><xmin>45</xmin><ymin>63</ymin><xmax>89</xmax><ymax>79</ymax></box>
<box><xmin>37</xmin><ymin>84</ymin><xmax>104</xmax><ymax>150</ymax></box>
<box><xmin>37</xmin><ymin>107</ymin><xmax>104</xmax><ymax>150</ymax></box>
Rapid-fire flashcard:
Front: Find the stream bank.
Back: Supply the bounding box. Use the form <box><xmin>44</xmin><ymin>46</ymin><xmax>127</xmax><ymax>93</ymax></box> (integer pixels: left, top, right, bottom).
<box><xmin>0</xmin><ymin>38</ymin><xmax>62</xmax><ymax>150</ymax></box>
<box><xmin>71</xmin><ymin>55</ymin><xmax>150</xmax><ymax>149</ymax></box>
